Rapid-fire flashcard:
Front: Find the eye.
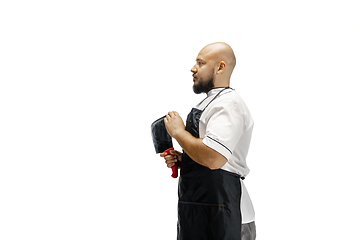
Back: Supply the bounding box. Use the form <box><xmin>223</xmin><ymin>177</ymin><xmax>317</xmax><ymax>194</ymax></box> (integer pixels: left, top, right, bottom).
<box><xmin>198</xmin><ymin>62</ymin><xmax>203</xmax><ymax>66</ymax></box>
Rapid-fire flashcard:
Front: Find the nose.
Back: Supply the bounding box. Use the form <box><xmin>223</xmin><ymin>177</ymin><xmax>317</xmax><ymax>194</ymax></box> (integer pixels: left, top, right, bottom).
<box><xmin>191</xmin><ymin>65</ymin><xmax>197</xmax><ymax>74</ymax></box>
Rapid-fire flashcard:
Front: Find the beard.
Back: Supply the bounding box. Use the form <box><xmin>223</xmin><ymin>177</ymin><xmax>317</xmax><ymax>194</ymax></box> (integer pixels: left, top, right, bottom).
<box><xmin>193</xmin><ymin>76</ymin><xmax>214</xmax><ymax>94</ymax></box>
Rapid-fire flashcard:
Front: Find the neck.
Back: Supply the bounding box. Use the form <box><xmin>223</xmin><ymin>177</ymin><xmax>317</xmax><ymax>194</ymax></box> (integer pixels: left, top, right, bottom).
<box><xmin>213</xmin><ymin>77</ymin><xmax>230</xmax><ymax>89</ymax></box>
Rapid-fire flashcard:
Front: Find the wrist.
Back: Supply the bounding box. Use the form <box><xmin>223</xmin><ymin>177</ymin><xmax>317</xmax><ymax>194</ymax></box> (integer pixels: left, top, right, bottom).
<box><xmin>173</xmin><ymin>129</ymin><xmax>186</xmax><ymax>140</ymax></box>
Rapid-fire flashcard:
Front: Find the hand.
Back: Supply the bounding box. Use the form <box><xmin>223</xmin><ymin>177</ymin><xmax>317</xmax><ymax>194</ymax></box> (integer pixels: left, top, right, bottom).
<box><xmin>160</xmin><ymin>150</ymin><xmax>182</xmax><ymax>169</ymax></box>
<box><xmin>164</xmin><ymin>111</ymin><xmax>185</xmax><ymax>139</ymax></box>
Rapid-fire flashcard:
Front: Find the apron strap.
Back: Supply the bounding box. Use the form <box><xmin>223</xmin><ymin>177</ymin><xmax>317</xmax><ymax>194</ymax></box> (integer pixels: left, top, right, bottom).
<box><xmin>203</xmin><ymin>87</ymin><xmax>233</xmax><ymax>111</ymax></box>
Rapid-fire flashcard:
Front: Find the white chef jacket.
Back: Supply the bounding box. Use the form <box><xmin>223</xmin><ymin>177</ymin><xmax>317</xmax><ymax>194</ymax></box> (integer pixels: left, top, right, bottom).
<box><xmin>195</xmin><ymin>87</ymin><xmax>255</xmax><ymax>223</ymax></box>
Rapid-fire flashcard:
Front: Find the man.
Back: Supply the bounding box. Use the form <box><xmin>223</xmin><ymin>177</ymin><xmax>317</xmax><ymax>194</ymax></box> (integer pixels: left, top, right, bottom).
<box><xmin>161</xmin><ymin>42</ymin><xmax>256</xmax><ymax>240</ymax></box>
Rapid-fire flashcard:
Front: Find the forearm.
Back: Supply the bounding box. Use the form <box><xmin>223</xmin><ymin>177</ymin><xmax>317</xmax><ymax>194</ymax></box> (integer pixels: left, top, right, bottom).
<box><xmin>173</xmin><ymin>130</ymin><xmax>227</xmax><ymax>170</ymax></box>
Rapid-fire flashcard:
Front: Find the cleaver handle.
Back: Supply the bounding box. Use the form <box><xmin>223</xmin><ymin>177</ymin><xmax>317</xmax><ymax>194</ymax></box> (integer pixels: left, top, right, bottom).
<box><xmin>163</xmin><ymin>147</ymin><xmax>178</xmax><ymax>178</ymax></box>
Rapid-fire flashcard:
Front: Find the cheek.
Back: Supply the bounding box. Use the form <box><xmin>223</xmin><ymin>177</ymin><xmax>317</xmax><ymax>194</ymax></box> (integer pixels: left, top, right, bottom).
<box><xmin>197</xmin><ymin>67</ymin><xmax>207</xmax><ymax>78</ymax></box>
<box><xmin>197</xmin><ymin>65</ymin><xmax>213</xmax><ymax>80</ymax></box>
<box><xmin>203</xmin><ymin>68</ymin><xmax>214</xmax><ymax>79</ymax></box>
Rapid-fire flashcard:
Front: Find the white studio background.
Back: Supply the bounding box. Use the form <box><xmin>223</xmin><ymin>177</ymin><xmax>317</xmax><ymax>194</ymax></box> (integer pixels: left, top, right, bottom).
<box><xmin>1</xmin><ymin>0</ymin><xmax>359</xmax><ymax>239</ymax></box>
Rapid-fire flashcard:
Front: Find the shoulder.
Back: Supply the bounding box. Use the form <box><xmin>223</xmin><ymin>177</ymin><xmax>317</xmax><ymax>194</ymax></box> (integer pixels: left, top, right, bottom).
<box><xmin>213</xmin><ymin>90</ymin><xmax>247</xmax><ymax>111</ymax></box>
<box><xmin>202</xmin><ymin>89</ymin><xmax>252</xmax><ymax>124</ymax></box>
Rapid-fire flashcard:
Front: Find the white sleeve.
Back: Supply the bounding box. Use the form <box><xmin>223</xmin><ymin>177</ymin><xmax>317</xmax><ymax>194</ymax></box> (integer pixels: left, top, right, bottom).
<box><xmin>202</xmin><ymin>98</ymin><xmax>245</xmax><ymax>160</ymax></box>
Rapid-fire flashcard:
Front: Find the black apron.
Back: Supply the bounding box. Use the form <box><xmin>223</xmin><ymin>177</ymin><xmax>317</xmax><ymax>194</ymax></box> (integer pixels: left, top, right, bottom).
<box><xmin>177</xmin><ymin>87</ymin><xmax>242</xmax><ymax>240</ymax></box>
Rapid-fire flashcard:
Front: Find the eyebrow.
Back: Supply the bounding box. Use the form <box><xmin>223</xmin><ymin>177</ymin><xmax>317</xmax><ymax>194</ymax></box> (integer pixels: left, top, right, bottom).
<box><xmin>196</xmin><ymin>58</ymin><xmax>205</xmax><ymax>62</ymax></box>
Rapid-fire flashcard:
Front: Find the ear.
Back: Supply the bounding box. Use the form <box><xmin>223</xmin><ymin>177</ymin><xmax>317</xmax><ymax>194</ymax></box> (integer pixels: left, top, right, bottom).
<box><xmin>216</xmin><ymin>61</ymin><xmax>226</xmax><ymax>74</ymax></box>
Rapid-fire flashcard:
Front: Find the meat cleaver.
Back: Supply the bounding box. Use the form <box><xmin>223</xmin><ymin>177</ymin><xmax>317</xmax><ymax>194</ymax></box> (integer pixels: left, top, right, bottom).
<box><xmin>151</xmin><ymin>116</ymin><xmax>178</xmax><ymax>178</ymax></box>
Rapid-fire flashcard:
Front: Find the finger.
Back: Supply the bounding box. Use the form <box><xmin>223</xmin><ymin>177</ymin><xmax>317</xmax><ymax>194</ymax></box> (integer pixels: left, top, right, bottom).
<box><xmin>160</xmin><ymin>152</ymin><xmax>167</xmax><ymax>157</ymax></box>
<box><xmin>168</xmin><ymin>158</ymin><xmax>177</xmax><ymax>163</ymax></box>
<box><xmin>165</xmin><ymin>157</ymin><xmax>177</xmax><ymax>163</ymax></box>
<box><xmin>171</xmin><ymin>150</ymin><xmax>182</xmax><ymax>156</ymax></box>
<box><xmin>175</xmin><ymin>150</ymin><xmax>182</xmax><ymax>155</ymax></box>
<box><xmin>165</xmin><ymin>155</ymin><xmax>176</xmax><ymax>161</ymax></box>
<box><xmin>168</xmin><ymin>111</ymin><xmax>175</xmax><ymax>118</ymax></box>
<box><xmin>165</xmin><ymin>159</ymin><xmax>177</xmax><ymax>164</ymax></box>
<box><xmin>167</xmin><ymin>162</ymin><xmax>175</xmax><ymax>168</ymax></box>
<box><xmin>165</xmin><ymin>160</ymin><xmax>176</xmax><ymax>168</ymax></box>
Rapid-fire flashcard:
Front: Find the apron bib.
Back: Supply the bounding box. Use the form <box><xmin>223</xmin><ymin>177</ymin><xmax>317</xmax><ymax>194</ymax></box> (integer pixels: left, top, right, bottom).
<box><xmin>177</xmin><ymin>88</ymin><xmax>242</xmax><ymax>240</ymax></box>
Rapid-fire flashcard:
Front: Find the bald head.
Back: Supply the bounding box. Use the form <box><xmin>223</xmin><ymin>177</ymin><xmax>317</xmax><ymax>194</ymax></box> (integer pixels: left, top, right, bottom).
<box><xmin>200</xmin><ymin>42</ymin><xmax>236</xmax><ymax>71</ymax></box>
<box><xmin>191</xmin><ymin>42</ymin><xmax>236</xmax><ymax>93</ymax></box>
